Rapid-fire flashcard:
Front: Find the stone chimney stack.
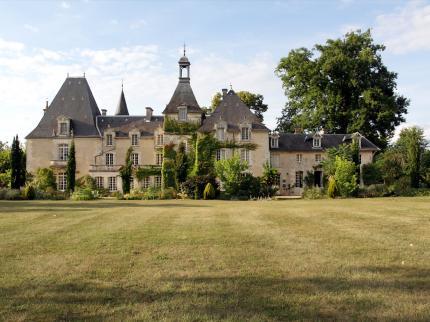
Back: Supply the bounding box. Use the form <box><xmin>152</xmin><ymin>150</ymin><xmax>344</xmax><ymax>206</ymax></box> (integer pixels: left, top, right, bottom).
<box><xmin>101</xmin><ymin>109</ymin><xmax>107</xmax><ymax>116</ymax></box>
<box><xmin>43</xmin><ymin>100</ymin><xmax>48</xmax><ymax>113</ymax></box>
<box><xmin>146</xmin><ymin>107</ymin><xmax>153</xmax><ymax>120</ymax></box>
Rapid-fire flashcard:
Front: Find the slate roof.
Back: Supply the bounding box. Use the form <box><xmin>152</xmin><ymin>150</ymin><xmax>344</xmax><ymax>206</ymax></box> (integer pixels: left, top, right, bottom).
<box><xmin>115</xmin><ymin>89</ymin><xmax>129</xmax><ymax>115</ymax></box>
<box><xmin>163</xmin><ymin>78</ymin><xmax>202</xmax><ymax>114</ymax></box>
<box><xmin>273</xmin><ymin>133</ymin><xmax>379</xmax><ymax>152</ymax></box>
<box><xmin>199</xmin><ymin>89</ymin><xmax>269</xmax><ymax>133</ymax></box>
<box><xmin>26</xmin><ymin>77</ymin><xmax>101</xmax><ymax>138</ymax></box>
<box><xmin>96</xmin><ymin>115</ymin><xmax>164</xmax><ymax>137</ymax></box>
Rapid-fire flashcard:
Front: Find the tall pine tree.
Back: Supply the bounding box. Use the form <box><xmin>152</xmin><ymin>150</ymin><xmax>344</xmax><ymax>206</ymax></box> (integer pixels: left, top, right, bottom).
<box><xmin>120</xmin><ymin>147</ymin><xmax>133</xmax><ymax>194</ymax></box>
<box><xmin>10</xmin><ymin>135</ymin><xmax>23</xmax><ymax>189</ymax></box>
<box><xmin>66</xmin><ymin>140</ymin><xmax>76</xmax><ymax>192</ymax></box>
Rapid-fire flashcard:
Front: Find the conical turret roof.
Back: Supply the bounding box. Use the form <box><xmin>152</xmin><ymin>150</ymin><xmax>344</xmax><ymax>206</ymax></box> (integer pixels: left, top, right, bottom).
<box><xmin>115</xmin><ymin>88</ymin><xmax>129</xmax><ymax>116</ymax></box>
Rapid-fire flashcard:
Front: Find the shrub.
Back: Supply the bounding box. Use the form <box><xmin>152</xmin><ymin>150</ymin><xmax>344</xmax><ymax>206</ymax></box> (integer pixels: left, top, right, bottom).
<box><xmin>358</xmin><ymin>184</ymin><xmax>388</xmax><ymax>198</ymax></box>
<box><xmin>33</xmin><ymin>168</ymin><xmax>56</xmax><ymax>191</ymax></box>
<box><xmin>237</xmin><ymin>173</ymin><xmax>262</xmax><ymax>199</ymax></box>
<box><xmin>327</xmin><ymin>176</ymin><xmax>337</xmax><ymax>198</ymax></box>
<box><xmin>162</xmin><ymin>159</ymin><xmax>176</xmax><ymax>189</ymax></box>
<box><xmin>160</xmin><ymin>187</ymin><xmax>177</xmax><ymax>199</ymax></box>
<box><xmin>124</xmin><ymin>189</ymin><xmax>145</xmax><ymax>200</ymax></box>
<box><xmin>181</xmin><ymin>175</ymin><xmax>218</xmax><ymax>199</ymax></box>
<box><xmin>76</xmin><ymin>175</ymin><xmax>97</xmax><ymax>190</ymax></box>
<box><xmin>203</xmin><ymin>182</ymin><xmax>216</xmax><ymax>200</ymax></box>
<box><xmin>23</xmin><ymin>184</ymin><xmax>36</xmax><ymax>200</ymax></box>
<box><xmin>215</xmin><ymin>156</ymin><xmax>248</xmax><ymax>196</ymax></box>
<box><xmin>112</xmin><ymin>191</ymin><xmax>124</xmax><ymax>200</ymax></box>
<box><xmin>0</xmin><ymin>171</ymin><xmax>11</xmax><ymax>188</ymax></box>
<box><xmin>361</xmin><ymin>163</ymin><xmax>383</xmax><ymax>185</ymax></box>
<box><xmin>334</xmin><ymin>156</ymin><xmax>358</xmax><ymax>197</ymax></box>
<box><xmin>71</xmin><ymin>188</ymin><xmax>98</xmax><ymax>201</ymax></box>
<box><xmin>303</xmin><ymin>187</ymin><xmax>325</xmax><ymax>199</ymax></box>
<box><xmin>0</xmin><ymin>188</ymin><xmax>22</xmax><ymax>200</ymax></box>
<box><xmin>143</xmin><ymin>186</ymin><xmax>161</xmax><ymax>200</ymax></box>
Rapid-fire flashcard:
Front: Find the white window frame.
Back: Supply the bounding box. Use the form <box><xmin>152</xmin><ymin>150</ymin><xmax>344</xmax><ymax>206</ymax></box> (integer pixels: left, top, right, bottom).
<box><xmin>57</xmin><ymin>172</ymin><xmax>67</xmax><ymax>191</ymax></box>
<box><xmin>217</xmin><ymin>128</ymin><xmax>225</xmax><ymax>141</ymax></box>
<box><xmin>240</xmin><ymin>149</ymin><xmax>250</xmax><ymax>163</ymax></box>
<box><xmin>106</xmin><ymin>134</ymin><xmax>113</xmax><ymax>146</ymax></box>
<box><xmin>58</xmin><ymin>144</ymin><xmax>69</xmax><ymax>161</ymax></box>
<box><xmin>131</xmin><ymin>153</ymin><xmax>139</xmax><ymax>166</ymax></box>
<box><xmin>108</xmin><ymin>176</ymin><xmax>117</xmax><ymax>191</ymax></box>
<box><xmin>216</xmin><ymin>149</ymin><xmax>226</xmax><ymax>161</ymax></box>
<box><xmin>156</xmin><ymin>134</ymin><xmax>164</xmax><ymax>146</ymax></box>
<box><xmin>241</xmin><ymin>127</ymin><xmax>250</xmax><ymax>141</ymax></box>
<box><xmin>270</xmin><ymin>154</ymin><xmax>279</xmax><ymax>167</ymax></box>
<box><xmin>59</xmin><ymin>122</ymin><xmax>68</xmax><ymax>135</ymax></box>
<box><xmin>296</xmin><ymin>153</ymin><xmax>302</xmax><ymax>163</ymax></box>
<box><xmin>271</xmin><ymin>137</ymin><xmax>279</xmax><ymax>148</ymax></box>
<box><xmin>178</xmin><ymin>107</ymin><xmax>187</xmax><ymax>121</ymax></box>
<box><xmin>315</xmin><ymin>154</ymin><xmax>322</xmax><ymax>163</ymax></box>
<box><xmin>105</xmin><ymin>153</ymin><xmax>114</xmax><ymax>166</ymax></box>
<box><xmin>156</xmin><ymin>153</ymin><xmax>163</xmax><ymax>166</ymax></box>
<box><xmin>154</xmin><ymin>176</ymin><xmax>162</xmax><ymax>188</ymax></box>
<box><xmin>130</xmin><ymin>177</ymin><xmax>134</xmax><ymax>190</ymax></box>
<box><xmin>142</xmin><ymin>177</ymin><xmax>151</xmax><ymax>189</ymax></box>
<box><xmin>313</xmin><ymin>137</ymin><xmax>321</xmax><ymax>148</ymax></box>
<box><xmin>95</xmin><ymin>176</ymin><xmax>104</xmax><ymax>189</ymax></box>
<box><xmin>131</xmin><ymin>134</ymin><xmax>139</xmax><ymax>146</ymax></box>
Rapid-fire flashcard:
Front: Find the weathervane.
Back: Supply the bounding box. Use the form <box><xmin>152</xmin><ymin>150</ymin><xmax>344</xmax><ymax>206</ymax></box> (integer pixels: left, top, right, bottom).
<box><xmin>183</xmin><ymin>42</ymin><xmax>186</xmax><ymax>56</ymax></box>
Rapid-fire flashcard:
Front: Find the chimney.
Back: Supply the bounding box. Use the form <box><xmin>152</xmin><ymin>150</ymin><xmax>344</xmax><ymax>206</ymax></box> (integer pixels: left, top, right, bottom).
<box><xmin>146</xmin><ymin>107</ymin><xmax>153</xmax><ymax>120</ymax></box>
<box><xmin>222</xmin><ymin>88</ymin><xmax>228</xmax><ymax>98</ymax></box>
<box><xmin>294</xmin><ymin>127</ymin><xmax>303</xmax><ymax>134</ymax></box>
<box><xmin>43</xmin><ymin>100</ymin><xmax>48</xmax><ymax>113</ymax></box>
<box><xmin>101</xmin><ymin>109</ymin><xmax>107</xmax><ymax>116</ymax></box>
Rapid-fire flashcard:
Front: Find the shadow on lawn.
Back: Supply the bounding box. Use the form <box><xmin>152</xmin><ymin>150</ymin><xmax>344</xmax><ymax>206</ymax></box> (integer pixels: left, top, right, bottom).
<box><xmin>1</xmin><ymin>267</ymin><xmax>429</xmax><ymax>320</ymax></box>
<box><xmin>0</xmin><ymin>201</ymin><xmax>209</xmax><ymax>214</ymax></box>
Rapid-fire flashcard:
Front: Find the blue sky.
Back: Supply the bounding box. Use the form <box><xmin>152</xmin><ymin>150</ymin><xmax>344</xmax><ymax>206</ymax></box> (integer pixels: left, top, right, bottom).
<box><xmin>0</xmin><ymin>0</ymin><xmax>429</xmax><ymax>143</ymax></box>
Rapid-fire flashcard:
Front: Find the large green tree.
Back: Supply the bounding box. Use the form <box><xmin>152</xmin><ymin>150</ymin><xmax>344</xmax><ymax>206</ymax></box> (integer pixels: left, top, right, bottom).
<box><xmin>119</xmin><ymin>147</ymin><xmax>133</xmax><ymax>194</ymax></box>
<box><xmin>211</xmin><ymin>91</ymin><xmax>268</xmax><ymax>121</ymax></box>
<box><xmin>66</xmin><ymin>140</ymin><xmax>76</xmax><ymax>192</ymax></box>
<box><xmin>275</xmin><ymin>29</ymin><xmax>409</xmax><ymax>149</ymax></box>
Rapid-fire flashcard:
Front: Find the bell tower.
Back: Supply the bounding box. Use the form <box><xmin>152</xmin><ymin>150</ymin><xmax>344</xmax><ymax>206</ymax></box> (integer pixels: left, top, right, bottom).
<box><xmin>179</xmin><ymin>44</ymin><xmax>190</xmax><ymax>80</ymax></box>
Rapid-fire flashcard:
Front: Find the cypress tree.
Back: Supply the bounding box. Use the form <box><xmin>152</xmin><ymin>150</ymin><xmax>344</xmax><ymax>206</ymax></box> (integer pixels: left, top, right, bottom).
<box><xmin>120</xmin><ymin>147</ymin><xmax>133</xmax><ymax>194</ymax></box>
<box><xmin>66</xmin><ymin>140</ymin><xmax>76</xmax><ymax>192</ymax></box>
<box><xmin>10</xmin><ymin>135</ymin><xmax>22</xmax><ymax>189</ymax></box>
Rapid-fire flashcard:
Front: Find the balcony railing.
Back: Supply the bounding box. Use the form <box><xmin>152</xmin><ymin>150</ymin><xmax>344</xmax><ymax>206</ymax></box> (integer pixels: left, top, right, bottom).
<box><xmin>89</xmin><ymin>165</ymin><xmax>122</xmax><ymax>172</ymax></box>
<box><xmin>50</xmin><ymin>160</ymin><xmax>67</xmax><ymax>167</ymax></box>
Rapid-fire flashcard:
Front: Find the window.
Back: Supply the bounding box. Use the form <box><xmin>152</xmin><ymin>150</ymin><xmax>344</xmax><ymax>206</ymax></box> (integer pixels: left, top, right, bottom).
<box><xmin>296</xmin><ymin>154</ymin><xmax>302</xmax><ymax>163</ymax></box>
<box><xmin>154</xmin><ymin>176</ymin><xmax>162</xmax><ymax>188</ymax></box>
<box><xmin>58</xmin><ymin>144</ymin><xmax>68</xmax><ymax>161</ymax></box>
<box><xmin>156</xmin><ymin>153</ymin><xmax>163</xmax><ymax>166</ymax></box>
<box><xmin>95</xmin><ymin>177</ymin><xmax>104</xmax><ymax>189</ymax></box>
<box><xmin>295</xmin><ymin>171</ymin><xmax>303</xmax><ymax>188</ymax></box>
<box><xmin>217</xmin><ymin>128</ymin><xmax>225</xmax><ymax>141</ymax></box>
<box><xmin>241</xmin><ymin>127</ymin><xmax>250</xmax><ymax>141</ymax></box>
<box><xmin>108</xmin><ymin>176</ymin><xmax>117</xmax><ymax>191</ymax></box>
<box><xmin>142</xmin><ymin>177</ymin><xmax>151</xmax><ymax>189</ymax></box>
<box><xmin>131</xmin><ymin>134</ymin><xmax>139</xmax><ymax>146</ymax></box>
<box><xmin>315</xmin><ymin>154</ymin><xmax>322</xmax><ymax>163</ymax></box>
<box><xmin>313</xmin><ymin>137</ymin><xmax>321</xmax><ymax>148</ymax></box>
<box><xmin>270</xmin><ymin>154</ymin><xmax>279</xmax><ymax>167</ymax></box>
<box><xmin>105</xmin><ymin>153</ymin><xmax>114</xmax><ymax>166</ymax></box>
<box><xmin>106</xmin><ymin>134</ymin><xmax>113</xmax><ymax>146</ymax></box>
<box><xmin>130</xmin><ymin>177</ymin><xmax>134</xmax><ymax>190</ymax></box>
<box><xmin>178</xmin><ymin>107</ymin><xmax>187</xmax><ymax>121</ymax></box>
<box><xmin>57</xmin><ymin>172</ymin><xmax>67</xmax><ymax>191</ymax></box>
<box><xmin>271</xmin><ymin>137</ymin><xmax>278</xmax><ymax>148</ymax></box>
<box><xmin>240</xmin><ymin>149</ymin><xmax>250</xmax><ymax>163</ymax></box>
<box><xmin>59</xmin><ymin>122</ymin><xmax>68</xmax><ymax>135</ymax></box>
<box><xmin>216</xmin><ymin>149</ymin><xmax>226</xmax><ymax>161</ymax></box>
<box><xmin>131</xmin><ymin>153</ymin><xmax>139</xmax><ymax>166</ymax></box>
<box><xmin>156</xmin><ymin>134</ymin><xmax>164</xmax><ymax>146</ymax></box>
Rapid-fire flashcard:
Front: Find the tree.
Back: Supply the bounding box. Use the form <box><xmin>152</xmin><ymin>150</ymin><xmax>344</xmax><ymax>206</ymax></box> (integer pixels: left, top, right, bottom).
<box><xmin>0</xmin><ymin>141</ymin><xmax>10</xmax><ymax>173</ymax></box>
<box><xmin>66</xmin><ymin>140</ymin><xmax>76</xmax><ymax>192</ymax></box>
<box><xmin>334</xmin><ymin>156</ymin><xmax>358</xmax><ymax>197</ymax></box>
<box><xmin>275</xmin><ymin>29</ymin><xmax>409</xmax><ymax>149</ymax></box>
<box><xmin>210</xmin><ymin>91</ymin><xmax>268</xmax><ymax>121</ymax></box>
<box><xmin>33</xmin><ymin>168</ymin><xmax>56</xmax><ymax>191</ymax></box>
<box><xmin>10</xmin><ymin>135</ymin><xmax>24</xmax><ymax>189</ymax></box>
<box><xmin>261</xmin><ymin>161</ymin><xmax>279</xmax><ymax>197</ymax></box>
<box><xmin>214</xmin><ymin>156</ymin><xmax>248</xmax><ymax>196</ymax></box>
<box><xmin>396</xmin><ymin>126</ymin><xmax>426</xmax><ymax>188</ymax></box>
<box><xmin>175</xmin><ymin>142</ymin><xmax>189</xmax><ymax>186</ymax></box>
<box><xmin>119</xmin><ymin>147</ymin><xmax>133</xmax><ymax>194</ymax></box>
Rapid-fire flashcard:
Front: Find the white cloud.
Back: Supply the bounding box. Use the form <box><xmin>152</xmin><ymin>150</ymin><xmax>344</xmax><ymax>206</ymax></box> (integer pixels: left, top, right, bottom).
<box><xmin>0</xmin><ymin>38</ymin><xmax>25</xmax><ymax>52</ymax></box>
<box><xmin>374</xmin><ymin>1</ymin><xmax>430</xmax><ymax>54</ymax></box>
<box><xmin>61</xmin><ymin>1</ymin><xmax>70</xmax><ymax>9</ymax></box>
<box><xmin>23</xmin><ymin>24</ymin><xmax>39</xmax><ymax>33</ymax></box>
<box><xmin>129</xmin><ymin>19</ymin><xmax>147</xmax><ymax>30</ymax></box>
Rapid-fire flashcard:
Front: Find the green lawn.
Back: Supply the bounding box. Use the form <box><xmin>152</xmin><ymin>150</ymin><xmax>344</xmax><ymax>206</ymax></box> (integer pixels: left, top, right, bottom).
<box><xmin>0</xmin><ymin>198</ymin><xmax>429</xmax><ymax>321</ymax></box>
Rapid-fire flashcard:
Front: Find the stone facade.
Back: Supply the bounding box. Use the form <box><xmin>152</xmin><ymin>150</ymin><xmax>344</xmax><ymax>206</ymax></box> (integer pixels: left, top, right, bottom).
<box><xmin>26</xmin><ymin>52</ymin><xmax>379</xmax><ymax>195</ymax></box>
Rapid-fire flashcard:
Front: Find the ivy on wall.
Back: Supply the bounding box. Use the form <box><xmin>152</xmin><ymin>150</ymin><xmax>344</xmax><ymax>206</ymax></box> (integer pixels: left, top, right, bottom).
<box><xmin>135</xmin><ymin>165</ymin><xmax>162</xmax><ymax>181</ymax></box>
<box><xmin>164</xmin><ymin>117</ymin><xmax>200</xmax><ymax>135</ymax></box>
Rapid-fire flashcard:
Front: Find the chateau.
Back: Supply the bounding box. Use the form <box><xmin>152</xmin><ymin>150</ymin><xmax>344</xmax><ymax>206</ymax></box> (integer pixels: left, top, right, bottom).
<box><xmin>26</xmin><ymin>52</ymin><xmax>379</xmax><ymax>195</ymax></box>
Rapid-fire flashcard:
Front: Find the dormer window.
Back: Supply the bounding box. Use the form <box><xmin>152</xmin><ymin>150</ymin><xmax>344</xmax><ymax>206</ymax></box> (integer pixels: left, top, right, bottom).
<box><xmin>57</xmin><ymin>117</ymin><xmax>70</xmax><ymax>136</ymax></box>
<box><xmin>178</xmin><ymin>107</ymin><xmax>187</xmax><ymax>121</ymax></box>
<box><xmin>241</xmin><ymin>127</ymin><xmax>250</xmax><ymax>141</ymax></box>
<box><xmin>271</xmin><ymin>137</ymin><xmax>279</xmax><ymax>148</ymax></box>
<box><xmin>217</xmin><ymin>127</ymin><xmax>225</xmax><ymax>141</ymax></box>
<box><xmin>313</xmin><ymin>136</ymin><xmax>321</xmax><ymax>148</ymax></box>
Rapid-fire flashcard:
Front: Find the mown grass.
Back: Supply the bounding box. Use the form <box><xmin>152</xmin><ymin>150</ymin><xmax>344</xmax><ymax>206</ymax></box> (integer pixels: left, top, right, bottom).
<box><xmin>0</xmin><ymin>198</ymin><xmax>429</xmax><ymax>321</ymax></box>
